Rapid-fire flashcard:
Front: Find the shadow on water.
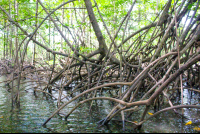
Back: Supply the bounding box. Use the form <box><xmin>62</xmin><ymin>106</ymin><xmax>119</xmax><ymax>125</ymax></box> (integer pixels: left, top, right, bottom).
<box><xmin>0</xmin><ymin>76</ymin><xmax>199</xmax><ymax>133</ymax></box>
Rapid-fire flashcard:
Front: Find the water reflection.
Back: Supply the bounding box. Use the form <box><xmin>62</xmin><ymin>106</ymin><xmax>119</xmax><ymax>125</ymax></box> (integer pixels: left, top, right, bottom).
<box><xmin>0</xmin><ymin>76</ymin><xmax>199</xmax><ymax>133</ymax></box>
<box><xmin>0</xmin><ymin>76</ymin><xmax>121</xmax><ymax>133</ymax></box>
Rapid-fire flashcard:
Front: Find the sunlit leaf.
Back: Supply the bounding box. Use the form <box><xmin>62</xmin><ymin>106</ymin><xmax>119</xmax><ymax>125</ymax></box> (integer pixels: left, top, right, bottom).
<box><xmin>148</xmin><ymin>112</ymin><xmax>153</xmax><ymax>115</ymax></box>
<box><xmin>193</xmin><ymin>127</ymin><xmax>200</xmax><ymax>131</ymax></box>
<box><xmin>0</xmin><ymin>116</ymin><xmax>3</xmax><ymax>118</ymax></box>
<box><xmin>17</xmin><ymin>0</ymin><xmax>30</xmax><ymax>3</ymax></box>
<box><xmin>80</xmin><ymin>47</ymin><xmax>83</xmax><ymax>51</ymax></box>
<box><xmin>185</xmin><ymin>121</ymin><xmax>192</xmax><ymax>125</ymax></box>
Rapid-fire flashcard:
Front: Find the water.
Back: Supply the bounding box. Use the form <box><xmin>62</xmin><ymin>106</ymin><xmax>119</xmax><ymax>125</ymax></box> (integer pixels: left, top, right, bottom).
<box><xmin>0</xmin><ymin>76</ymin><xmax>199</xmax><ymax>133</ymax></box>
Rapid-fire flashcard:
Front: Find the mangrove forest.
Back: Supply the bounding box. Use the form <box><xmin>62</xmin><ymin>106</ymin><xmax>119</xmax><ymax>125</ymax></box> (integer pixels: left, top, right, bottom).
<box><xmin>0</xmin><ymin>0</ymin><xmax>200</xmax><ymax>132</ymax></box>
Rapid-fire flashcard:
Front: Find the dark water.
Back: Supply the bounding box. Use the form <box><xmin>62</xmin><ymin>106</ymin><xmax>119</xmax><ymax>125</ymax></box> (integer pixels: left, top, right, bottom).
<box><xmin>0</xmin><ymin>76</ymin><xmax>200</xmax><ymax>133</ymax></box>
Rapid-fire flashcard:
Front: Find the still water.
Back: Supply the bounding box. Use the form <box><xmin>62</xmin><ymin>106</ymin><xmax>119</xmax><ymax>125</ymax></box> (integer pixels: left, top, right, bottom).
<box><xmin>0</xmin><ymin>76</ymin><xmax>199</xmax><ymax>133</ymax></box>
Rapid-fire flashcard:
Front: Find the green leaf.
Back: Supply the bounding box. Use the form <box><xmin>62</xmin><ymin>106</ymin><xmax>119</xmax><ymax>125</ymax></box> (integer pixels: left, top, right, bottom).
<box><xmin>188</xmin><ymin>3</ymin><xmax>193</xmax><ymax>10</ymax></box>
<box><xmin>17</xmin><ymin>0</ymin><xmax>30</xmax><ymax>3</ymax></box>
<box><xmin>45</xmin><ymin>24</ymin><xmax>49</xmax><ymax>29</ymax></box>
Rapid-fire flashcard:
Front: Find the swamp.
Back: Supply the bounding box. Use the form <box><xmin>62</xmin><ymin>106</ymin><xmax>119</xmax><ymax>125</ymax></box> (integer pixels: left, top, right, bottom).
<box><xmin>0</xmin><ymin>0</ymin><xmax>200</xmax><ymax>133</ymax></box>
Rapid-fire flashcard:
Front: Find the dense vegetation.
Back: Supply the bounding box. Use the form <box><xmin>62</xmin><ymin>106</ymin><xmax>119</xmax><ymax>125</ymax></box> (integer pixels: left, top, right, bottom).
<box><xmin>0</xmin><ymin>0</ymin><xmax>200</xmax><ymax>131</ymax></box>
